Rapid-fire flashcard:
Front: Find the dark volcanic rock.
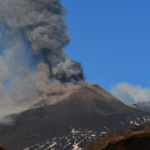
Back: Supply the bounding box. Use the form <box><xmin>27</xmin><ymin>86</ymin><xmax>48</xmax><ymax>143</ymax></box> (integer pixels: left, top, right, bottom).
<box><xmin>0</xmin><ymin>85</ymin><xmax>150</xmax><ymax>150</ymax></box>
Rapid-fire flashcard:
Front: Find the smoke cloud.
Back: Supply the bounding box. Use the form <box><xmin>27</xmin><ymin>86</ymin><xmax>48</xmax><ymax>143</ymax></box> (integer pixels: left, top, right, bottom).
<box><xmin>110</xmin><ymin>82</ymin><xmax>150</xmax><ymax>105</ymax></box>
<box><xmin>0</xmin><ymin>0</ymin><xmax>84</xmax><ymax>122</ymax></box>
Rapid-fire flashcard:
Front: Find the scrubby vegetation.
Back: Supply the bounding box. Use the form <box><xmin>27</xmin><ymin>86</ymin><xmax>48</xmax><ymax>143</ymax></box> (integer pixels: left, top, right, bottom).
<box><xmin>103</xmin><ymin>131</ymin><xmax>150</xmax><ymax>150</ymax></box>
<box><xmin>83</xmin><ymin>124</ymin><xmax>150</xmax><ymax>150</ymax></box>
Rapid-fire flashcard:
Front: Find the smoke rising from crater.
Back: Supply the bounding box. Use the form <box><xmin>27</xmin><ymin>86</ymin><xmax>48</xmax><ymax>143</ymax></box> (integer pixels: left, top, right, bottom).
<box><xmin>0</xmin><ymin>0</ymin><xmax>83</xmax><ymax>79</ymax></box>
<box><xmin>0</xmin><ymin>0</ymin><xmax>84</xmax><ymax>121</ymax></box>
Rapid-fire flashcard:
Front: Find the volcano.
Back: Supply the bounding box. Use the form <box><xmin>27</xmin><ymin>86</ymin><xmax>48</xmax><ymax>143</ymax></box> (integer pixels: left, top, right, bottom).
<box><xmin>0</xmin><ymin>84</ymin><xmax>150</xmax><ymax>150</ymax></box>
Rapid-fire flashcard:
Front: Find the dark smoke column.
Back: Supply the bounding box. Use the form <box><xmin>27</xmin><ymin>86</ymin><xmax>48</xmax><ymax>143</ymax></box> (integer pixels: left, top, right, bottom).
<box><xmin>0</xmin><ymin>0</ymin><xmax>83</xmax><ymax>83</ymax></box>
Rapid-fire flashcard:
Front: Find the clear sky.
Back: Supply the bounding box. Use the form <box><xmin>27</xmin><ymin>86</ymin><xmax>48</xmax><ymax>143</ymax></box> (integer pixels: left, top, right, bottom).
<box><xmin>61</xmin><ymin>0</ymin><xmax>150</xmax><ymax>91</ymax></box>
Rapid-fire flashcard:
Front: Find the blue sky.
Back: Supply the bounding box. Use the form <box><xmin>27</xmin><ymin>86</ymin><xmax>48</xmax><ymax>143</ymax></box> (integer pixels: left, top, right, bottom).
<box><xmin>61</xmin><ymin>0</ymin><xmax>150</xmax><ymax>90</ymax></box>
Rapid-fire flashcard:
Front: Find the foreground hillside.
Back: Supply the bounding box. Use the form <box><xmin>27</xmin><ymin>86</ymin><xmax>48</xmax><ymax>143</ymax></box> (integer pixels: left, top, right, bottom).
<box><xmin>0</xmin><ymin>146</ymin><xmax>6</xmax><ymax>150</ymax></box>
<box><xmin>103</xmin><ymin>131</ymin><xmax>150</xmax><ymax>150</ymax></box>
<box><xmin>0</xmin><ymin>85</ymin><xmax>150</xmax><ymax>150</ymax></box>
<box><xmin>83</xmin><ymin>123</ymin><xmax>150</xmax><ymax>150</ymax></box>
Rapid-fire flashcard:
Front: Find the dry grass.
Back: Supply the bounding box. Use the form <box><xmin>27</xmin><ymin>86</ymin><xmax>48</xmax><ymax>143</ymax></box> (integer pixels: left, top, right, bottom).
<box><xmin>101</xmin><ymin>130</ymin><xmax>150</xmax><ymax>150</ymax></box>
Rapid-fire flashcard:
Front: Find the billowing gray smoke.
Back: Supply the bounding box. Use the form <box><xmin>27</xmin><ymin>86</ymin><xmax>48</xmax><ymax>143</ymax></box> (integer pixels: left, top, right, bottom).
<box><xmin>0</xmin><ymin>0</ymin><xmax>84</xmax><ymax>122</ymax></box>
<box><xmin>0</xmin><ymin>0</ymin><xmax>83</xmax><ymax>80</ymax></box>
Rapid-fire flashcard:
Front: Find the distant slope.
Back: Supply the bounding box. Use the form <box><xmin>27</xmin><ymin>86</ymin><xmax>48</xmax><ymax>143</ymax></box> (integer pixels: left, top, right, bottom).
<box><xmin>0</xmin><ymin>85</ymin><xmax>150</xmax><ymax>150</ymax></box>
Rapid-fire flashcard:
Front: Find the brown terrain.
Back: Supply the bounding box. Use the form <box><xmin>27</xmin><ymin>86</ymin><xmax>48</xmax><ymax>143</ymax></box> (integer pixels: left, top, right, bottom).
<box><xmin>103</xmin><ymin>131</ymin><xmax>150</xmax><ymax>150</ymax></box>
<box><xmin>0</xmin><ymin>146</ymin><xmax>6</xmax><ymax>150</ymax></box>
<box><xmin>83</xmin><ymin>123</ymin><xmax>150</xmax><ymax>150</ymax></box>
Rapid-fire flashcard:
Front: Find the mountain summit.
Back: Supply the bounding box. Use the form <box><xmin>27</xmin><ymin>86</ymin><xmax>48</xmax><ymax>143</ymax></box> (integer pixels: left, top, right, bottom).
<box><xmin>0</xmin><ymin>84</ymin><xmax>150</xmax><ymax>150</ymax></box>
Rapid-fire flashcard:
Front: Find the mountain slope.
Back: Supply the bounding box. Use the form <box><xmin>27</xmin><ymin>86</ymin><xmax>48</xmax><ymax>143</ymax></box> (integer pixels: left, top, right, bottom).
<box><xmin>0</xmin><ymin>85</ymin><xmax>150</xmax><ymax>150</ymax></box>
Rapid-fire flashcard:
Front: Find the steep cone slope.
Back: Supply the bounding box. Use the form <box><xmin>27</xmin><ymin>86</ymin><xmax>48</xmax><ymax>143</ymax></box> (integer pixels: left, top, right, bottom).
<box><xmin>0</xmin><ymin>85</ymin><xmax>150</xmax><ymax>150</ymax></box>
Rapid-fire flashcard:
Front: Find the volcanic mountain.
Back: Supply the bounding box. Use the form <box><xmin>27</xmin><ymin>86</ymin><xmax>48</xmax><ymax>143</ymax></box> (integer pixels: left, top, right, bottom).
<box><xmin>0</xmin><ymin>84</ymin><xmax>150</xmax><ymax>150</ymax></box>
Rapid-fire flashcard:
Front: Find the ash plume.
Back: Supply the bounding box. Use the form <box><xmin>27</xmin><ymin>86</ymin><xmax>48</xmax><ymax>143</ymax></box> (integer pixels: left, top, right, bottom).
<box><xmin>0</xmin><ymin>0</ymin><xmax>84</xmax><ymax>122</ymax></box>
